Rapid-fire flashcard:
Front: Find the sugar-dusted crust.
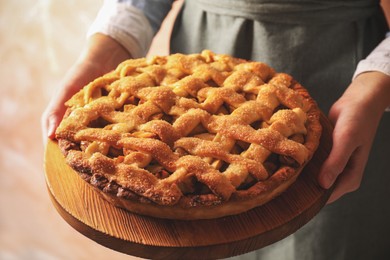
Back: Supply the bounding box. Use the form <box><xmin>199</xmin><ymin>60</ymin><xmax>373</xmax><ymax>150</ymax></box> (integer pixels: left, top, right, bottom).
<box><xmin>56</xmin><ymin>50</ymin><xmax>322</xmax><ymax>220</ymax></box>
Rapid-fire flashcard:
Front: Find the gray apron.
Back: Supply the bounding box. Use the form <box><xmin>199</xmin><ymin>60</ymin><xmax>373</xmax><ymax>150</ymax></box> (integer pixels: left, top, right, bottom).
<box><xmin>170</xmin><ymin>1</ymin><xmax>390</xmax><ymax>259</ymax></box>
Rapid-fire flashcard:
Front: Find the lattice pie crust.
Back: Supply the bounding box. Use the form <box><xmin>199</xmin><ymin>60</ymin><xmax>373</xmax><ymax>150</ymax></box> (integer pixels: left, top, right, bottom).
<box><xmin>56</xmin><ymin>50</ymin><xmax>322</xmax><ymax>220</ymax></box>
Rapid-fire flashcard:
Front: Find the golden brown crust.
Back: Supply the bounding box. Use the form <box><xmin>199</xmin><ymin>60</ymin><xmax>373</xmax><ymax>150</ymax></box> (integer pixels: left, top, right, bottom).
<box><xmin>56</xmin><ymin>50</ymin><xmax>322</xmax><ymax>220</ymax></box>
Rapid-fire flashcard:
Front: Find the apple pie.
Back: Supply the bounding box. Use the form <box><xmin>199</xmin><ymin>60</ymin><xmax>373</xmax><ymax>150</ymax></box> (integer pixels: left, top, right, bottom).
<box><xmin>55</xmin><ymin>50</ymin><xmax>322</xmax><ymax>220</ymax></box>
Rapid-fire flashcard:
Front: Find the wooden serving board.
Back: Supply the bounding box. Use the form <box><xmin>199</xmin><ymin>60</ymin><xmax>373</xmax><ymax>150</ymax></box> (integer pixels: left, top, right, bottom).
<box><xmin>44</xmin><ymin>114</ymin><xmax>333</xmax><ymax>260</ymax></box>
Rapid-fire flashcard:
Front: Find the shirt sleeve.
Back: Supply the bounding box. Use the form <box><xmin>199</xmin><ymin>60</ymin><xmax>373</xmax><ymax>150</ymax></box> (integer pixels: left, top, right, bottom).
<box><xmin>119</xmin><ymin>0</ymin><xmax>174</xmax><ymax>34</ymax></box>
<box><xmin>87</xmin><ymin>0</ymin><xmax>173</xmax><ymax>58</ymax></box>
<box><xmin>353</xmin><ymin>33</ymin><xmax>390</xmax><ymax>111</ymax></box>
<box><xmin>353</xmin><ymin>34</ymin><xmax>390</xmax><ymax>78</ymax></box>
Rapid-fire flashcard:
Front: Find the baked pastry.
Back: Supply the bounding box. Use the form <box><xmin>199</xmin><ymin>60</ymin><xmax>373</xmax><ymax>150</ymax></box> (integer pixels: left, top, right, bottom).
<box><xmin>55</xmin><ymin>50</ymin><xmax>322</xmax><ymax>220</ymax></box>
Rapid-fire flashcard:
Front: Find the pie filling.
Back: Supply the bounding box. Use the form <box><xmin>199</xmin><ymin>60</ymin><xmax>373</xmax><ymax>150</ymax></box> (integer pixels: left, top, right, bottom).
<box><xmin>56</xmin><ymin>50</ymin><xmax>322</xmax><ymax>219</ymax></box>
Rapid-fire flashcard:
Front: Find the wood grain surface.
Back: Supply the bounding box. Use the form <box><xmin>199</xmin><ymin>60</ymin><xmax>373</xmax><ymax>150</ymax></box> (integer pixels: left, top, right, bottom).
<box><xmin>44</xmin><ymin>114</ymin><xmax>333</xmax><ymax>260</ymax></box>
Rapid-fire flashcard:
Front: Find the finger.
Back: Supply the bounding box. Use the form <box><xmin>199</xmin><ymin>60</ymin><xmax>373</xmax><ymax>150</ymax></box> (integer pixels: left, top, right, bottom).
<box><xmin>318</xmin><ymin>126</ymin><xmax>357</xmax><ymax>189</ymax></box>
<box><xmin>46</xmin><ymin>110</ymin><xmax>63</xmax><ymax>139</ymax></box>
<box><xmin>326</xmin><ymin>146</ymin><xmax>367</xmax><ymax>204</ymax></box>
<box><xmin>41</xmin><ymin>102</ymin><xmax>67</xmax><ymax>143</ymax></box>
<box><xmin>41</xmin><ymin>112</ymin><xmax>54</xmax><ymax>143</ymax></box>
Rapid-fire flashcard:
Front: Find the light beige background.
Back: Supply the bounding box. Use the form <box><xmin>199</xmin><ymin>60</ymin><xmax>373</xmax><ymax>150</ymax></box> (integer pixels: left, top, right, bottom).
<box><xmin>0</xmin><ymin>1</ymin><xmax>181</xmax><ymax>259</ymax></box>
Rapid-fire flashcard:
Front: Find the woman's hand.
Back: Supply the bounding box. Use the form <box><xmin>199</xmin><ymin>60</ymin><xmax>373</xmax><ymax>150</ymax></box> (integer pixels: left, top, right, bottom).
<box><xmin>318</xmin><ymin>72</ymin><xmax>390</xmax><ymax>203</ymax></box>
<box><xmin>41</xmin><ymin>33</ymin><xmax>131</xmax><ymax>142</ymax></box>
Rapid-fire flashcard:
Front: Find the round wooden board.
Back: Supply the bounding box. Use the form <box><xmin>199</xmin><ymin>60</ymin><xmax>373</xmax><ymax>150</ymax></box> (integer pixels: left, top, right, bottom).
<box><xmin>44</xmin><ymin>114</ymin><xmax>333</xmax><ymax>260</ymax></box>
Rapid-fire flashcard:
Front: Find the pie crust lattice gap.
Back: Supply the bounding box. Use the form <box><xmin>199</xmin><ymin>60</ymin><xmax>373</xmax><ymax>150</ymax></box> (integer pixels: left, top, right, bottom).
<box><xmin>56</xmin><ymin>50</ymin><xmax>322</xmax><ymax>220</ymax></box>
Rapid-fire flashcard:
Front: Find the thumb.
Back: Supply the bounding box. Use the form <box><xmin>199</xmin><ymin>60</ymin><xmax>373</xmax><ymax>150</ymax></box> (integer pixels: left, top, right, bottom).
<box><xmin>41</xmin><ymin>105</ymin><xmax>66</xmax><ymax>143</ymax></box>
